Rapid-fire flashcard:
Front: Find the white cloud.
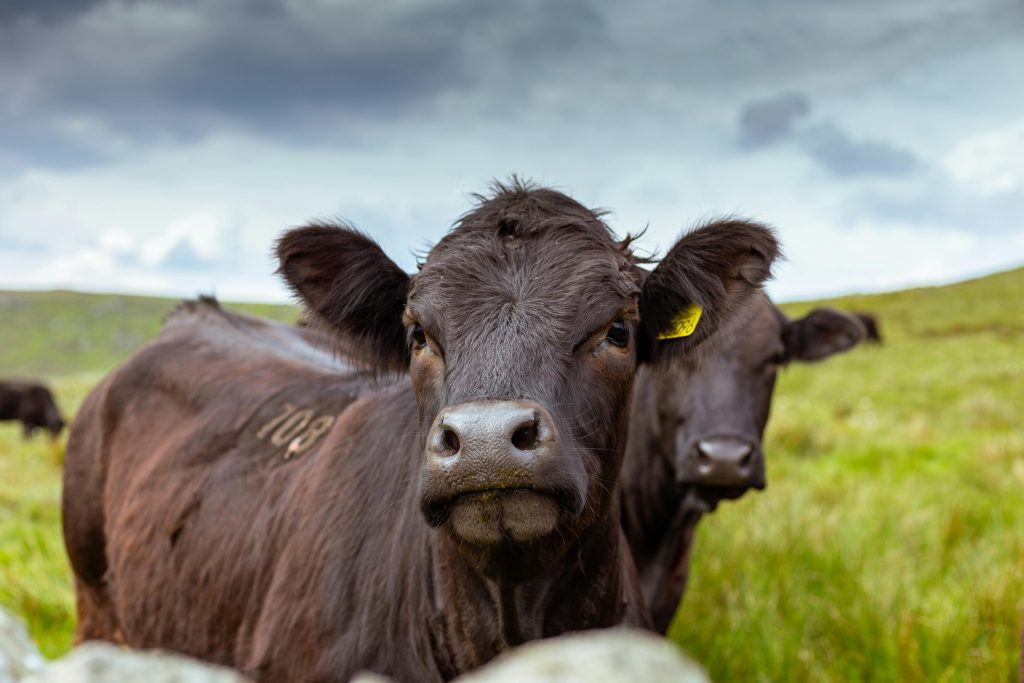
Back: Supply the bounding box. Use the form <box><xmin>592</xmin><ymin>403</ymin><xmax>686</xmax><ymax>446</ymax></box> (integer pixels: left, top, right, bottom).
<box><xmin>944</xmin><ymin>119</ymin><xmax>1024</xmax><ymax>194</ymax></box>
<box><xmin>97</xmin><ymin>229</ymin><xmax>136</xmax><ymax>253</ymax></box>
<box><xmin>139</xmin><ymin>208</ymin><xmax>234</xmax><ymax>266</ymax></box>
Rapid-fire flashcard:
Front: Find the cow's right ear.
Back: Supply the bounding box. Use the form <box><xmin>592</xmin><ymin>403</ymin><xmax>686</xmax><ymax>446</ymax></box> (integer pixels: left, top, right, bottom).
<box><xmin>277</xmin><ymin>223</ymin><xmax>411</xmax><ymax>372</ymax></box>
<box><xmin>639</xmin><ymin>219</ymin><xmax>781</xmax><ymax>363</ymax></box>
<box><xmin>783</xmin><ymin>308</ymin><xmax>865</xmax><ymax>362</ymax></box>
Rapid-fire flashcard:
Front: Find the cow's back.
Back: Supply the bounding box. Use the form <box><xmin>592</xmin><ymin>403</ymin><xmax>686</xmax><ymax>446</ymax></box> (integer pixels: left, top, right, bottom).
<box><xmin>0</xmin><ymin>382</ymin><xmax>21</xmax><ymax>419</ymax></box>
<box><xmin>62</xmin><ymin>299</ymin><xmax>433</xmax><ymax>677</ymax></box>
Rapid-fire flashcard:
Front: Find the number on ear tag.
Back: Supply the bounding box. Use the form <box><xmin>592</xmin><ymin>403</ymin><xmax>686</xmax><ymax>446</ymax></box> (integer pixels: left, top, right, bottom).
<box><xmin>657</xmin><ymin>304</ymin><xmax>702</xmax><ymax>340</ymax></box>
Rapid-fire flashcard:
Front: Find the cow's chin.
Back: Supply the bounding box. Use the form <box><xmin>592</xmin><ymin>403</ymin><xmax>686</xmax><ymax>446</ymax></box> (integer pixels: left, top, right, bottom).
<box><xmin>447</xmin><ymin>489</ymin><xmax>560</xmax><ymax>546</ymax></box>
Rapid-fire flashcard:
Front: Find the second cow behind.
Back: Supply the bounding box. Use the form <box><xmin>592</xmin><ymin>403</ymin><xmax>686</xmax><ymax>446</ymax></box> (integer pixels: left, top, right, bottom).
<box><xmin>621</xmin><ymin>293</ymin><xmax>867</xmax><ymax>632</ymax></box>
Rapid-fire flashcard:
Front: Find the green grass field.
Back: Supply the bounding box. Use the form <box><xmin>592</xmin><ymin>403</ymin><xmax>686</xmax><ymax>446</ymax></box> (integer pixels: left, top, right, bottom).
<box><xmin>1</xmin><ymin>272</ymin><xmax>1021</xmax><ymax>679</ymax></box>
<box><xmin>0</xmin><ymin>293</ymin><xmax>296</xmax><ymax>658</ymax></box>
<box><xmin>672</xmin><ymin>268</ymin><xmax>1024</xmax><ymax>681</ymax></box>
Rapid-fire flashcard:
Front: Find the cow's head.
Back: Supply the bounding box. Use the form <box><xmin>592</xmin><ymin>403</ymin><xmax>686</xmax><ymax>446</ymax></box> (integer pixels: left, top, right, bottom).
<box><xmin>25</xmin><ymin>386</ymin><xmax>65</xmax><ymax>439</ymax></box>
<box><xmin>652</xmin><ymin>295</ymin><xmax>865</xmax><ymax>508</ymax></box>
<box><xmin>277</xmin><ymin>182</ymin><xmax>779</xmax><ymax>575</ymax></box>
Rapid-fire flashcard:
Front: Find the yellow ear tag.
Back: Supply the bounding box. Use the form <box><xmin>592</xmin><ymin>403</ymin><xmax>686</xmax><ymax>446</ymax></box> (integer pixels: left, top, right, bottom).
<box><xmin>657</xmin><ymin>304</ymin><xmax>703</xmax><ymax>340</ymax></box>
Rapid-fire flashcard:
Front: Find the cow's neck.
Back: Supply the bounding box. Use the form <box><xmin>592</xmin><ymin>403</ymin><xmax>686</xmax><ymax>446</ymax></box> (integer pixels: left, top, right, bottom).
<box><xmin>430</xmin><ymin>507</ymin><xmax>632</xmax><ymax>674</ymax></box>
<box><xmin>620</xmin><ymin>436</ymin><xmax>701</xmax><ymax>628</ymax></box>
<box><xmin>620</xmin><ymin>369</ymin><xmax>682</xmax><ymax>574</ymax></box>
<box><xmin>621</xmin><ymin>436</ymin><xmax>680</xmax><ymax>566</ymax></box>
<box><xmin>643</xmin><ymin>502</ymin><xmax>702</xmax><ymax>633</ymax></box>
<box><xmin>619</xmin><ymin>367</ymin><xmax>707</xmax><ymax>632</ymax></box>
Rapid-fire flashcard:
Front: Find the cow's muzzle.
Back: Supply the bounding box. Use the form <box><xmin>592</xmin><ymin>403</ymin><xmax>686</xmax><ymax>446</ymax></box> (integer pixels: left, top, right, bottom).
<box><xmin>677</xmin><ymin>435</ymin><xmax>766</xmax><ymax>491</ymax></box>
<box><xmin>419</xmin><ymin>399</ymin><xmax>584</xmax><ymax>545</ymax></box>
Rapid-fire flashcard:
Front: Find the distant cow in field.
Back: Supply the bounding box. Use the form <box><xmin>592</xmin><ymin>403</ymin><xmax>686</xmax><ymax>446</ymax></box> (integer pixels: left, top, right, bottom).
<box><xmin>620</xmin><ymin>294</ymin><xmax>866</xmax><ymax>632</ymax></box>
<box><xmin>0</xmin><ymin>380</ymin><xmax>65</xmax><ymax>438</ymax></box>
<box><xmin>62</xmin><ymin>182</ymin><xmax>780</xmax><ymax>681</ymax></box>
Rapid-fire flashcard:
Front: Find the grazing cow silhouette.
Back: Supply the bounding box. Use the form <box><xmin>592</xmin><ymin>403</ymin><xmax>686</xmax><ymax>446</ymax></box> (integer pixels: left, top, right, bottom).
<box><xmin>0</xmin><ymin>380</ymin><xmax>65</xmax><ymax>438</ymax></box>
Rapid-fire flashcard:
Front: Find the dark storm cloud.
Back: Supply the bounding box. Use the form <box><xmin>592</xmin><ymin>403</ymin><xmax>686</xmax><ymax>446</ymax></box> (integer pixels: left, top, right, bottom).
<box><xmin>801</xmin><ymin>123</ymin><xmax>919</xmax><ymax>178</ymax></box>
<box><xmin>738</xmin><ymin>92</ymin><xmax>811</xmax><ymax>148</ymax></box>
<box><xmin>0</xmin><ymin>0</ymin><xmax>604</xmax><ymax>148</ymax></box>
<box><xmin>0</xmin><ymin>0</ymin><xmax>107</xmax><ymax>23</ymax></box>
<box><xmin>0</xmin><ymin>0</ymin><xmax>1021</xmax><ymax>173</ymax></box>
<box><xmin>737</xmin><ymin>92</ymin><xmax>920</xmax><ymax>178</ymax></box>
<box><xmin>0</xmin><ymin>4</ymin><xmax>460</xmax><ymax>145</ymax></box>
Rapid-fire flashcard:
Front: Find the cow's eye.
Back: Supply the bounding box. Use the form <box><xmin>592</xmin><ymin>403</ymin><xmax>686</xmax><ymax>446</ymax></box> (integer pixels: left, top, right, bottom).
<box><xmin>606</xmin><ymin>320</ymin><xmax>630</xmax><ymax>347</ymax></box>
<box><xmin>766</xmin><ymin>351</ymin><xmax>785</xmax><ymax>367</ymax></box>
<box><xmin>411</xmin><ymin>324</ymin><xmax>427</xmax><ymax>350</ymax></box>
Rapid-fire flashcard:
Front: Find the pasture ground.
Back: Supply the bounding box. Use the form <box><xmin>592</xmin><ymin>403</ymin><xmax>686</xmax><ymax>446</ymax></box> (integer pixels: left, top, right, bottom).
<box><xmin>1</xmin><ymin>271</ymin><xmax>1022</xmax><ymax>680</ymax></box>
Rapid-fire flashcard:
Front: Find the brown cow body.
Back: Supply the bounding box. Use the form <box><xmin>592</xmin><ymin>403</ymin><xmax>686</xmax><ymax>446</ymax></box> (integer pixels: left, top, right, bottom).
<box><xmin>64</xmin><ymin>182</ymin><xmax>779</xmax><ymax>681</ymax></box>
<box><xmin>621</xmin><ymin>295</ymin><xmax>866</xmax><ymax>632</ymax></box>
<box><xmin>67</xmin><ymin>301</ymin><xmax>645</xmax><ymax>680</ymax></box>
<box><xmin>0</xmin><ymin>380</ymin><xmax>65</xmax><ymax>438</ymax></box>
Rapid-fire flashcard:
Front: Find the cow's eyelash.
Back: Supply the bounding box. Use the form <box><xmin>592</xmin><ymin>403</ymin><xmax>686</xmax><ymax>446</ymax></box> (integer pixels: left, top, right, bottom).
<box><xmin>573</xmin><ymin>316</ymin><xmax>634</xmax><ymax>353</ymax></box>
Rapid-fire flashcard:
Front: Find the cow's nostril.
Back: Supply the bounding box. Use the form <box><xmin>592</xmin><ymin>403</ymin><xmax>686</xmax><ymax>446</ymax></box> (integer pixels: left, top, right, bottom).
<box><xmin>696</xmin><ymin>445</ymin><xmax>713</xmax><ymax>469</ymax></box>
<box><xmin>740</xmin><ymin>450</ymin><xmax>753</xmax><ymax>470</ymax></box>
<box><xmin>441</xmin><ymin>427</ymin><xmax>461</xmax><ymax>456</ymax></box>
<box><xmin>511</xmin><ymin>420</ymin><xmax>540</xmax><ymax>450</ymax></box>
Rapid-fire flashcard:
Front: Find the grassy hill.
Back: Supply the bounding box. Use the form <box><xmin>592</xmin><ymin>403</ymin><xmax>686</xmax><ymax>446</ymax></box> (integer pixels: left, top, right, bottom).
<box><xmin>0</xmin><ymin>290</ymin><xmax>296</xmax><ymax>379</ymax></box>
<box><xmin>0</xmin><ymin>292</ymin><xmax>298</xmax><ymax>658</ymax></box>
<box><xmin>1</xmin><ymin>269</ymin><xmax>1022</xmax><ymax>679</ymax></box>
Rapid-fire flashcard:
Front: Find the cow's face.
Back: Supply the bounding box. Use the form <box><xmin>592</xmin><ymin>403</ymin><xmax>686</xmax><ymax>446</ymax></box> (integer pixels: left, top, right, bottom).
<box><xmin>278</xmin><ymin>182</ymin><xmax>779</xmax><ymax>574</ymax></box>
<box><xmin>655</xmin><ymin>296</ymin><xmax>865</xmax><ymax>508</ymax></box>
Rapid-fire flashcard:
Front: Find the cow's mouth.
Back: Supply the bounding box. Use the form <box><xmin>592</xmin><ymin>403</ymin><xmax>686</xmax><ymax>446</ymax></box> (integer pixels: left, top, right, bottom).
<box><xmin>423</xmin><ymin>487</ymin><xmax>571</xmax><ymax>545</ymax></box>
<box><xmin>689</xmin><ymin>484</ymin><xmax>758</xmax><ymax>512</ymax></box>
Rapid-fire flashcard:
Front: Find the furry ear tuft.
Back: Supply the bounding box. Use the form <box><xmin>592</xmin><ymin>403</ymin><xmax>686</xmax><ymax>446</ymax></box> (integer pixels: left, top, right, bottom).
<box><xmin>277</xmin><ymin>223</ymin><xmax>411</xmax><ymax>372</ymax></box>
<box><xmin>639</xmin><ymin>219</ymin><xmax>781</xmax><ymax>363</ymax></box>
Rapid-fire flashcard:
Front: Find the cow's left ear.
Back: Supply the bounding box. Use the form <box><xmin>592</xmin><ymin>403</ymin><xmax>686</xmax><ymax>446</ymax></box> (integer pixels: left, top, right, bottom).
<box><xmin>782</xmin><ymin>308</ymin><xmax>865</xmax><ymax>362</ymax></box>
<box><xmin>639</xmin><ymin>219</ymin><xmax>781</xmax><ymax>363</ymax></box>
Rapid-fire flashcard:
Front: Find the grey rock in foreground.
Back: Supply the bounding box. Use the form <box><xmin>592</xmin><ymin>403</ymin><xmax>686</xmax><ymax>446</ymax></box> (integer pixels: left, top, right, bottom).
<box><xmin>0</xmin><ymin>608</ymin><xmax>45</xmax><ymax>683</ymax></box>
<box><xmin>22</xmin><ymin>642</ymin><xmax>252</xmax><ymax>683</ymax></box>
<box><xmin>11</xmin><ymin>616</ymin><xmax>705</xmax><ymax>683</ymax></box>
<box><xmin>456</xmin><ymin>628</ymin><xmax>709</xmax><ymax>683</ymax></box>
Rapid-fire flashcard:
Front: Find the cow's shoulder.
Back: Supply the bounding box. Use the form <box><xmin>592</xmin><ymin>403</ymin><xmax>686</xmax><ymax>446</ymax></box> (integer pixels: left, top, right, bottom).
<box><xmin>99</xmin><ymin>297</ymin><xmax>403</xmax><ymax>462</ymax></box>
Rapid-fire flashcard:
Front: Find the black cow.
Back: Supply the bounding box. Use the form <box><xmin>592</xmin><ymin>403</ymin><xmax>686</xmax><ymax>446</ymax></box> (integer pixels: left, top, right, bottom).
<box><xmin>0</xmin><ymin>380</ymin><xmax>65</xmax><ymax>438</ymax></box>
<box><xmin>621</xmin><ymin>294</ymin><xmax>866</xmax><ymax>631</ymax></box>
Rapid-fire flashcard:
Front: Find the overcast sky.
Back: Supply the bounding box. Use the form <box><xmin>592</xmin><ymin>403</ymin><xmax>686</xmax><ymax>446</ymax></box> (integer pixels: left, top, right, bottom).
<box><xmin>1</xmin><ymin>0</ymin><xmax>1022</xmax><ymax>303</ymax></box>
